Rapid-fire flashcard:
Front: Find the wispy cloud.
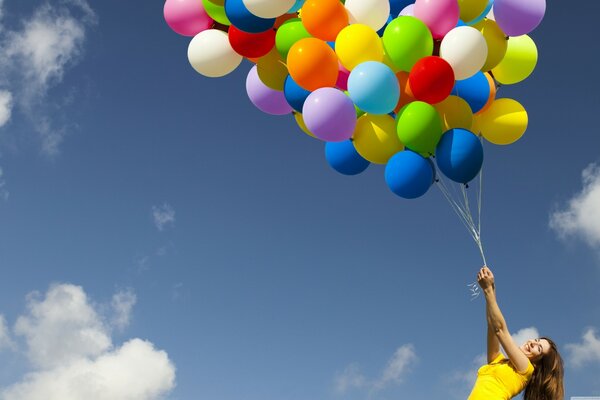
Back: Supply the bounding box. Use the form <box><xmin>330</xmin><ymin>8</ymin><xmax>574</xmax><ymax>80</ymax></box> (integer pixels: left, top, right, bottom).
<box><xmin>0</xmin><ymin>314</ymin><xmax>14</xmax><ymax>351</ymax></box>
<box><xmin>0</xmin><ymin>90</ymin><xmax>12</xmax><ymax>128</ymax></box>
<box><xmin>152</xmin><ymin>204</ymin><xmax>176</xmax><ymax>231</ymax></box>
<box><xmin>111</xmin><ymin>288</ymin><xmax>137</xmax><ymax>332</ymax></box>
<box><xmin>1</xmin><ymin>283</ymin><xmax>176</xmax><ymax>400</ymax></box>
<box><xmin>566</xmin><ymin>328</ymin><xmax>600</xmax><ymax>368</ymax></box>
<box><xmin>550</xmin><ymin>163</ymin><xmax>600</xmax><ymax>248</ymax></box>
<box><xmin>334</xmin><ymin>344</ymin><xmax>417</xmax><ymax>395</ymax></box>
<box><xmin>0</xmin><ymin>0</ymin><xmax>96</xmax><ymax>155</ymax></box>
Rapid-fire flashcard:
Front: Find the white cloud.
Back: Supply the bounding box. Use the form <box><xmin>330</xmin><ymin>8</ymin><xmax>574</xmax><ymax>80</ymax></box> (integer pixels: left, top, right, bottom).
<box><xmin>152</xmin><ymin>204</ymin><xmax>176</xmax><ymax>231</ymax></box>
<box><xmin>1</xmin><ymin>284</ymin><xmax>176</xmax><ymax>400</ymax></box>
<box><xmin>511</xmin><ymin>327</ymin><xmax>540</xmax><ymax>347</ymax></box>
<box><xmin>0</xmin><ymin>314</ymin><xmax>14</xmax><ymax>350</ymax></box>
<box><xmin>111</xmin><ymin>289</ymin><xmax>137</xmax><ymax>332</ymax></box>
<box><xmin>550</xmin><ymin>163</ymin><xmax>600</xmax><ymax>247</ymax></box>
<box><xmin>0</xmin><ymin>89</ymin><xmax>12</xmax><ymax>127</ymax></box>
<box><xmin>566</xmin><ymin>328</ymin><xmax>600</xmax><ymax>368</ymax></box>
<box><xmin>334</xmin><ymin>344</ymin><xmax>416</xmax><ymax>395</ymax></box>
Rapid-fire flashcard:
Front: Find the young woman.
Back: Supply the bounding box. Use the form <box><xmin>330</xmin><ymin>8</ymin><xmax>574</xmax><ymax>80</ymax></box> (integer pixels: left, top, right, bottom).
<box><xmin>468</xmin><ymin>266</ymin><xmax>564</xmax><ymax>400</ymax></box>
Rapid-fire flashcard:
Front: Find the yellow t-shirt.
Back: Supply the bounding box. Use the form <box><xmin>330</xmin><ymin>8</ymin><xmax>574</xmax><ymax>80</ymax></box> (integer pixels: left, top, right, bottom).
<box><xmin>468</xmin><ymin>353</ymin><xmax>535</xmax><ymax>400</ymax></box>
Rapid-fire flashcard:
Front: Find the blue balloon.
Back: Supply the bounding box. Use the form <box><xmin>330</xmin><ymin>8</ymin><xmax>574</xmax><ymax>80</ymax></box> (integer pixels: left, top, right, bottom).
<box><xmin>457</xmin><ymin>19</ymin><xmax>467</xmax><ymax>27</ymax></box>
<box><xmin>435</xmin><ymin>129</ymin><xmax>483</xmax><ymax>184</ymax></box>
<box><xmin>385</xmin><ymin>150</ymin><xmax>434</xmax><ymax>199</ymax></box>
<box><xmin>284</xmin><ymin>75</ymin><xmax>312</xmax><ymax>113</ymax></box>
<box><xmin>225</xmin><ymin>0</ymin><xmax>276</xmax><ymax>33</ymax></box>
<box><xmin>451</xmin><ymin>72</ymin><xmax>490</xmax><ymax>114</ymax></box>
<box><xmin>288</xmin><ymin>0</ymin><xmax>305</xmax><ymax>13</ymax></box>
<box><xmin>389</xmin><ymin>0</ymin><xmax>415</xmax><ymax>16</ymax></box>
<box><xmin>348</xmin><ymin>62</ymin><xmax>400</xmax><ymax>115</ymax></box>
<box><xmin>327</xmin><ymin>41</ymin><xmax>336</xmax><ymax>51</ymax></box>
<box><xmin>325</xmin><ymin>140</ymin><xmax>370</xmax><ymax>176</ymax></box>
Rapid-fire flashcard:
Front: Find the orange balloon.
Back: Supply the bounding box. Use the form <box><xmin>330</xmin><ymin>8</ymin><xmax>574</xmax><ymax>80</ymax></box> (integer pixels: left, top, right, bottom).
<box><xmin>301</xmin><ymin>0</ymin><xmax>349</xmax><ymax>41</ymax></box>
<box><xmin>287</xmin><ymin>38</ymin><xmax>339</xmax><ymax>91</ymax></box>
<box><xmin>476</xmin><ymin>72</ymin><xmax>497</xmax><ymax>115</ymax></box>
<box><xmin>394</xmin><ymin>72</ymin><xmax>416</xmax><ymax>113</ymax></box>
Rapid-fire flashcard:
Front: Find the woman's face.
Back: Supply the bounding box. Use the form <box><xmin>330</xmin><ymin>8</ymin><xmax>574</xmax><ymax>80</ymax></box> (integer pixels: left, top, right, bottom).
<box><xmin>520</xmin><ymin>338</ymin><xmax>551</xmax><ymax>361</ymax></box>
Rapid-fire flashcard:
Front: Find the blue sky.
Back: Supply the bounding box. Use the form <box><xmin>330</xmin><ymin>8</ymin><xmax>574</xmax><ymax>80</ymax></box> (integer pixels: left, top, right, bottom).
<box><xmin>0</xmin><ymin>0</ymin><xmax>599</xmax><ymax>399</ymax></box>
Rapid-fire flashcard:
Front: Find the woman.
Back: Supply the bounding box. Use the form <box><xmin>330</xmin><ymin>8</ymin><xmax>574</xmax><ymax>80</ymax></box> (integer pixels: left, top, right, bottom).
<box><xmin>468</xmin><ymin>266</ymin><xmax>564</xmax><ymax>400</ymax></box>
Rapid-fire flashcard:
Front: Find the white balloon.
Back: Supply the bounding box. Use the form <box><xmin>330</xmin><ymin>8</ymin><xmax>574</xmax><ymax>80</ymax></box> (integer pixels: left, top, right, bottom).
<box><xmin>486</xmin><ymin>6</ymin><xmax>495</xmax><ymax>21</ymax></box>
<box><xmin>440</xmin><ymin>26</ymin><xmax>488</xmax><ymax>80</ymax></box>
<box><xmin>242</xmin><ymin>0</ymin><xmax>295</xmax><ymax>19</ymax></box>
<box><xmin>399</xmin><ymin>4</ymin><xmax>414</xmax><ymax>17</ymax></box>
<box><xmin>345</xmin><ymin>0</ymin><xmax>390</xmax><ymax>31</ymax></box>
<box><xmin>187</xmin><ymin>30</ymin><xmax>243</xmax><ymax>78</ymax></box>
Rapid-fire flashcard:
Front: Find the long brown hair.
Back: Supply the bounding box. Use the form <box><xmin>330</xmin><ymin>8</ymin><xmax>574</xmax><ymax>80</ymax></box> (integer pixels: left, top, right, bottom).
<box><xmin>523</xmin><ymin>337</ymin><xmax>564</xmax><ymax>400</ymax></box>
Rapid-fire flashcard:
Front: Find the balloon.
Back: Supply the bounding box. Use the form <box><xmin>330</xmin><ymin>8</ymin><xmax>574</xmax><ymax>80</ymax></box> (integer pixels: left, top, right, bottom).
<box><xmin>344</xmin><ymin>0</ymin><xmax>391</xmax><ymax>31</ymax></box>
<box><xmin>335</xmin><ymin>24</ymin><xmax>384</xmax><ymax>71</ymax></box>
<box><xmin>257</xmin><ymin>48</ymin><xmax>288</xmax><ymax>90</ymax></box>
<box><xmin>476</xmin><ymin>72</ymin><xmax>496</xmax><ymax>114</ymax></box>
<box><xmin>284</xmin><ymin>75</ymin><xmax>312</xmax><ymax>112</ymax></box>
<box><xmin>336</xmin><ymin>63</ymin><xmax>350</xmax><ymax>91</ymax></box>
<box><xmin>399</xmin><ymin>4</ymin><xmax>415</xmax><ymax>16</ymax></box>
<box><xmin>393</xmin><ymin>71</ymin><xmax>416</xmax><ymax>113</ymax></box>
<box><xmin>466</xmin><ymin>0</ymin><xmax>494</xmax><ymax>25</ymax></box>
<box><xmin>382</xmin><ymin>17</ymin><xmax>434</xmax><ymax>72</ymax></box>
<box><xmin>302</xmin><ymin>87</ymin><xmax>357</xmax><ymax>142</ymax></box>
<box><xmin>164</xmin><ymin>0</ymin><xmax>213</xmax><ymax>36</ymax></box>
<box><xmin>451</xmin><ymin>71</ymin><xmax>490</xmax><ymax>113</ymax></box>
<box><xmin>390</xmin><ymin>0</ymin><xmax>415</xmax><ymax>15</ymax></box>
<box><xmin>246</xmin><ymin>66</ymin><xmax>293</xmax><ymax>115</ymax></box>
<box><xmin>325</xmin><ymin>140</ymin><xmax>370</xmax><ymax>175</ymax></box>
<box><xmin>491</xmin><ymin>35</ymin><xmax>538</xmax><ymax>85</ymax></box>
<box><xmin>347</xmin><ymin>62</ymin><xmax>400</xmax><ymax>115</ymax></box>
<box><xmin>385</xmin><ymin>150</ymin><xmax>434</xmax><ymax>199</ymax></box>
<box><xmin>434</xmin><ymin>96</ymin><xmax>474</xmax><ymax>131</ymax></box>
<box><xmin>408</xmin><ymin>56</ymin><xmax>455</xmax><ymax>105</ymax></box>
<box><xmin>293</xmin><ymin>112</ymin><xmax>316</xmax><ymax>138</ymax></box>
<box><xmin>414</xmin><ymin>0</ymin><xmax>460</xmax><ymax>39</ymax></box>
<box><xmin>287</xmin><ymin>38</ymin><xmax>339</xmax><ymax>91</ymax></box>
<box><xmin>493</xmin><ymin>0</ymin><xmax>546</xmax><ymax>36</ymax></box>
<box><xmin>202</xmin><ymin>0</ymin><xmax>230</xmax><ymax>25</ymax></box>
<box><xmin>301</xmin><ymin>0</ymin><xmax>349</xmax><ymax>41</ymax></box>
<box><xmin>353</xmin><ymin>114</ymin><xmax>404</xmax><ymax>164</ymax></box>
<box><xmin>275</xmin><ymin>18</ymin><xmax>312</xmax><ymax>60</ymax></box>
<box><xmin>458</xmin><ymin>0</ymin><xmax>489</xmax><ymax>23</ymax></box>
<box><xmin>435</xmin><ymin>128</ymin><xmax>483</xmax><ymax>183</ymax></box>
<box><xmin>396</xmin><ymin>101</ymin><xmax>443</xmax><ymax>155</ymax></box>
<box><xmin>225</xmin><ymin>0</ymin><xmax>276</xmax><ymax>33</ymax></box>
<box><xmin>289</xmin><ymin>0</ymin><xmax>305</xmax><ymax>13</ymax></box>
<box><xmin>476</xmin><ymin>98</ymin><xmax>528</xmax><ymax>145</ymax></box>
<box><xmin>473</xmin><ymin>18</ymin><xmax>508</xmax><ymax>72</ymax></box>
<box><xmin>188</xmin><ymin>29</ymin><xmax>243</xmax><ymax>77</ymax></box>
<box><xmin>228</xmin><ymin>25</ymin><xmax>275</xmax><ymax>58</ymax></box>
<box><xmin>440</xmin><ymin>26</ymin><xmax>488</xmax><ymax>80</ymax></box>
<box><xmin>242</xmin><ymin>0</ymin><xmax>296</xmax><ymax>19</ymax></box>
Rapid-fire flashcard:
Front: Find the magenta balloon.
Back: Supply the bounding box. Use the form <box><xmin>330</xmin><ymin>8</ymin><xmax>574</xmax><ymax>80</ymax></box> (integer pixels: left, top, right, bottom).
<box><xmin>302</xmin><ymin>88</ymin><xmax>357</xmax><ymax>142</ymax></box>
<box><xmin>164</xmin><ymin>0</ymin><xmax>213</xmax><ymax>37</ymax></box>
<box><xmin>246</xmin><ymin>66</ymin><xmax>293</xmax><ymax>115</ymax></box>
<box><xmin>336</xmin><ymin>63</ymin><xmax>350</xmax><ymax>91</ymax></box>
<box><xmin>493</xmin><ymin>0</ymin><xmax>546</xmax><ymax>36</ymax></box>
<box><xmin>414</xmin><ymin>0</ymin><xmax>459</xmax><ymax>39</ymax></box>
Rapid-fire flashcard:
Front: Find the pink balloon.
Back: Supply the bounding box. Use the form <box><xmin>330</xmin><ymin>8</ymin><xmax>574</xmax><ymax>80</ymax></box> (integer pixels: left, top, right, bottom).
<box><xmin>414</xmin><ymin>0</ymin><xmax>459</xmax><ymax>39</ymax></box>
<box><xmin>164</xmin><ymin>0</ymin><xmax>213</xmax><ymax>37</ymax></box>
<box><xmin>335</xmin><ymin>62</ymin><xmax>350</xmax><ymax>91</ymax></box>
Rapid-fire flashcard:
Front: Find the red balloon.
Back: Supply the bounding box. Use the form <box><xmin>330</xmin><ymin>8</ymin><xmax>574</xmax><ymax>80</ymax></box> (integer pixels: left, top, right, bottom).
<box><xmin>408</xmin><ymin>56</ymin><xmax>455</xmax><ymax>105</ymax></box>
<box><xmin>228</xmin><ymin>25</ymin><xmax>275</xmax><ymax>58</ymax></box>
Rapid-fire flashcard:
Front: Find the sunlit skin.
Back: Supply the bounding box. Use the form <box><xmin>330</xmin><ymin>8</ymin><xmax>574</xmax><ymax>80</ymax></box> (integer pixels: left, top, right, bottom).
<box><xmin>520</xmin><ymin>338</ymin><xmax>551</xmax><ymax>363</ymax></box>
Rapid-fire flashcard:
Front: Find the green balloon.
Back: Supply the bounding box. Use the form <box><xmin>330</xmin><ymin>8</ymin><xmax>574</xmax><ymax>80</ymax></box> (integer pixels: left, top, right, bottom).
<box><xmin>202</xmin><ymin>0</ymin><xmax>230</xmax><ymax>26</ymax></box>
<box><xmin>396</xmin><ymin>102</ymin><xmax>442</xmax><ymax>155</ymax></box>
<box><xmin>275</xmin><ymin>18</ymin><xmax>312</xmax><ymax>60</ymax></box>
<box><xmin>382</xmin><ymin>16</ymin><xmax>434</xmax><ymax>72</ymax></box>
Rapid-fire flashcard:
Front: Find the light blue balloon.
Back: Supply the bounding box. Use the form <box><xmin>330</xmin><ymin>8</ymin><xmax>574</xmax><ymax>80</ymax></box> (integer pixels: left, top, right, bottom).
<box><xmin>385</xmin><ymin>150</ymin><xmax>434</xmax><ymax>199</ymax></box>
<box><xmin>435</xmin><ymin>129</ymin><xmax>483</xmax><ymax>184</ymax></box>
<box><xmin>288</xmin><ymin>0</ymin><xmax>305</xmax><ymax>13</ymax></box>
<box><xmin>325</xmin><ymin>140</ymin><xmax>370</xmax><ymax>176</ymax></box>
<box><xmin>347</xmin><ymin>62</ymin><xmax>400</xmax><ymax>115</ymax></box>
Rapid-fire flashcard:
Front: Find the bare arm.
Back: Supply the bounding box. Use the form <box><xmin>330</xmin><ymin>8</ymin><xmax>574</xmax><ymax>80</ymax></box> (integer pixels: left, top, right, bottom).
<box><xmin>478</xmin><ymin>267</ymin><xmax>529</xmax><ymax>372</ymax></box>
<box><xmin>486</xmin><ymin>281</ymin><xmax>500</xmax><ymax>363</ymax></box>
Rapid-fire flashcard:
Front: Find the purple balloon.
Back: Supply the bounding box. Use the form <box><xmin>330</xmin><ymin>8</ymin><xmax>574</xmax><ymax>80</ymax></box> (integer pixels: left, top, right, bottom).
<box><xmin>246</xmin><ymin>66</ymin><xmax>293</xmax><ymax>115</ymax></box>
<box><xmin>493</xmin><ymin>0</ymin><xmax>546</xmax><ymax>37</ymax></box>
<box><xmin>302</xmin><ymin>88</ymin><xmax>357</xmax><ymax>142</ymax></box>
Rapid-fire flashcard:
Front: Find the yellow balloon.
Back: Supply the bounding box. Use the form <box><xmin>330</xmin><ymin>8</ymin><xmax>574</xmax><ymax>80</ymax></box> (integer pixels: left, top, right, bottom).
<box><xmin>474</xmin><ymin>19</ymin><xmax>508</xmax><ymax>72</ymax></box>
<box><xmin>491</xmin><ymin>35</ymin><xmax>538</xmax><ymax>85</ymax></box>
<box><xmin>335</xmin><ymin>24</ymin><xmax>384</xmax><ymax>71</ymax></box>
<box><xmin>293</xmin><ymin>112</ymin><xmax>316</xmax><ymax>138</ymax></box>
<box><xmin>477</xmin><ymin>98</ymin><xmax>528</xmax><ymax>145</ymax></box>
<box><xmin>434</xmin><ymin>96</ymin><xmax>474</xmax><ymax>131</ymax></box>
<box><xmin>458</xmin><ymin>0</ymin><xmax>489</xmax><ymax>23</ymax></box>
<box><xmin>257</xmin><ymin>48</ymin><xmax>288</xmax><ymax>90</ymax></box>
<box><xmin>353</xmin><ymin>114</ymin><xmax>403</xmax><ymax>164</ymax></box>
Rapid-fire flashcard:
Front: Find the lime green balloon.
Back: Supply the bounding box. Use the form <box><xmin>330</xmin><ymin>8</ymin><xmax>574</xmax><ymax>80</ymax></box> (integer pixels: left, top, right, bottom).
<box><xmin>492</xmin><ymin>35</ymin><xmax>538</xmax><ymax>85</ymax></box>
<box><xmin>396</xmin><ymin>101</ymin><xmax>443</xmax><ymax>155</ymax></box>
<box><xmin>382</xmin><ymin>16</ymin><xmax>433</xmax><ymax>72</ymax></box>
<box><xmin>202</xmin><ymin>0</ymin><xmax>230</xmax><ymax>26</ymax></box>
<box><xmin>275</xmin><ymin>18</ymin><xmax>312</xmax><ymax>60</ymax></box>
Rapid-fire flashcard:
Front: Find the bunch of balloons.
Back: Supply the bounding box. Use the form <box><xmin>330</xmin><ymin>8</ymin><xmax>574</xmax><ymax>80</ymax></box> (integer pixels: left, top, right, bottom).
<box><xmin>164</xmin><ymin>0</ymin><xmax>544</xmax><ymax>199</ymax></box>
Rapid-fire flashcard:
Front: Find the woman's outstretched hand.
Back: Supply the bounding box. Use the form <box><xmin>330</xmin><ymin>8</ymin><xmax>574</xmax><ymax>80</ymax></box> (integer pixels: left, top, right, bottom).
<box><xmin>477</xmin><ymin>266</ymin><xmax>495</xmax><ymax>292</ymax></box>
